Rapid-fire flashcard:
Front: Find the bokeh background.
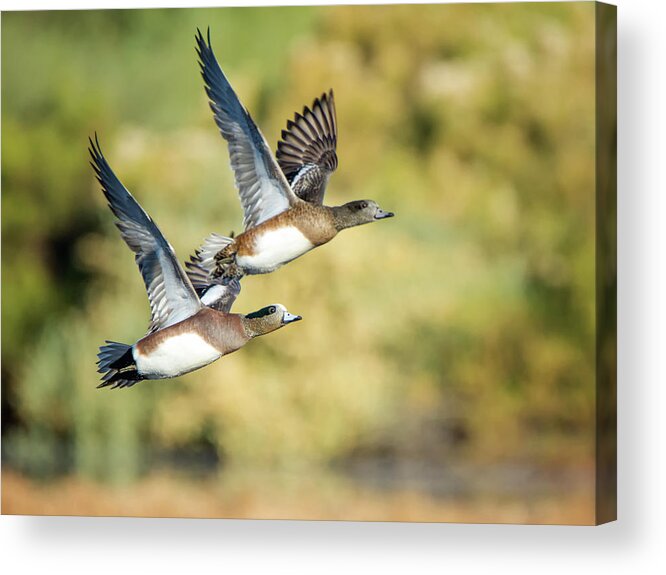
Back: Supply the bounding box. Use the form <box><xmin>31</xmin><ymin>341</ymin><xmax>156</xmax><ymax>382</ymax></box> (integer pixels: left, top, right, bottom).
<box><xmin>2</xmin><ymin>3</ymin><xmax>599</xmax><ymax>523</ymax></box>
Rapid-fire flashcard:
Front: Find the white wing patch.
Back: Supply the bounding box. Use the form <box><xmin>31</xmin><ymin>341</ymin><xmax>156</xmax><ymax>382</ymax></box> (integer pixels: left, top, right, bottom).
<box><xmin>134</xmin><ymin>333</ymin><xmax>221</xmax><ymax>379</ymax></box>
<box><xmin>200</xmin><ymin>285</ymin><xmax>228</xmax><ymax>306</ymax></box>
<box><xmin>236</xmin><ymin>226</ymin><xmax>314</xmax><ymax>274</ymax></box>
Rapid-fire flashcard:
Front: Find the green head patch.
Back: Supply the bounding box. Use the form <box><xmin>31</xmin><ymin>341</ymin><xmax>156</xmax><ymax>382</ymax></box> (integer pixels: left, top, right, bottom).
<box><xmin>245</xmin><ymin>305</ymin><xmax>277</xmax><ymax>320</ymax></box>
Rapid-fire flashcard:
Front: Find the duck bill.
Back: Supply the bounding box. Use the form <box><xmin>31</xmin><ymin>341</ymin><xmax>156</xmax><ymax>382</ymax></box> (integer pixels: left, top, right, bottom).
<box><xmin>374</xmin><ymin>209</ymin><xmax>395</xmax><ymax>220</ymax></box>
<box><xmin>282</xmin><ymin>312</ymin><xmax>302</xmax><ymax>324</ymax></box>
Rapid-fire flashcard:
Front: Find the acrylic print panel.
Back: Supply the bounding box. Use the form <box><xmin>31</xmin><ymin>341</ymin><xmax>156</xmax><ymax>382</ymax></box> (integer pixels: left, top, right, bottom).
<box><xmin>1</xmin><ymin>2</ymin><xmax>616</xmax><ymax>525</ymax></box>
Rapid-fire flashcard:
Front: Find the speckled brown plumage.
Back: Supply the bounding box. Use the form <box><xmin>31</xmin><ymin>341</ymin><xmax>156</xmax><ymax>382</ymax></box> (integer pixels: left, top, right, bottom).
<box><xmin>210</xmin><ymin>199</ymin><xmax>395</xmax><ymax>279</ymax></box>
<box><xmin>212</xmin><ymin>202</ymin><xmax>339</xmax><ymax>277</ymax></box>
<box><xmin>242</xmin><ymin>203</ymin><xmax>336</xmax><ymax>253</ymax></box>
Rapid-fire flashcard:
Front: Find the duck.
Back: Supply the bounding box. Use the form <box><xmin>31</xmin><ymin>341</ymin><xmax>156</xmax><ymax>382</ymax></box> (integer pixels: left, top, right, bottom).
<box><xmin>89</xmin><ymin>136</ymin><xmax>302</xmax><ymax>389</ymax></box>
<box><xmin>190</xmin><ymin>29</ymin><xmax>394</xmax><ymax>281</ymax></box>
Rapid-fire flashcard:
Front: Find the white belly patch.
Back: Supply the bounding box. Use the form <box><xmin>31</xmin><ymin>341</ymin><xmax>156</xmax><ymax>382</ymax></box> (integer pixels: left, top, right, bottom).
<box><xmin>135</xmin><ymin>332</ymin><xmax>221</xmax><ymax>379</ymax></box>
<box><xmin>237</xmin><ymin>226</ymin><xmax>314</xmax><ymax>273</ymax></box>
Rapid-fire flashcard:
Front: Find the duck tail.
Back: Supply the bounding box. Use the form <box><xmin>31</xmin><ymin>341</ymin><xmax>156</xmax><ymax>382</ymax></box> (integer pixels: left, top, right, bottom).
<box><xmin>185</xmin><ymin>232</ymin><xmax>235</xmax><ymax>290</ymax></box>
<box><xmin>96</xmin><ymin>341</ymin><xmax>142</xmax><ymax>389</ymax></box>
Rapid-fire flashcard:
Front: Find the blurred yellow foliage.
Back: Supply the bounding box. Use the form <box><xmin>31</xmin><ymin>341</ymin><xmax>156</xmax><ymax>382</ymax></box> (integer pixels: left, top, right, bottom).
<box><xmin>3</xmin><ymin>3</ymin><xmax>597</xmax><ymax>518</ymax></box>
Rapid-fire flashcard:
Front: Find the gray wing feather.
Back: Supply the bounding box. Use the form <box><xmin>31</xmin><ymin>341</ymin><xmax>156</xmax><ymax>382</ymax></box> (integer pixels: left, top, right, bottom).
<box><xmin>89</xmin><ymin>136</ymin><xmax>202</xmax><ymax>333</ymax></box>
<box><xmin>195</xmin><ymin>29</ymin><xmax>299</xmax><ymax>230</ymax></box>
<box><xmin>185</xmin><ymin>232</ymin><xmax>241</xmax><ymax>312</ymax></box>
<box><xmin>276</xmin><ymin>90</ymin><xmax>338</xmax><ymax>204</ymax></box>
<box><xmin>198</xmin><ymin>277</ymin><xmax>241</xmax><ymax>313</ymax></box>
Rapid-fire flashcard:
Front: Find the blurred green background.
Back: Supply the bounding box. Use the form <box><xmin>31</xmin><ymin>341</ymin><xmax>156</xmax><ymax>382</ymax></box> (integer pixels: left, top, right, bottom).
<box><xmin>2</xmin><ymin>3</ymin><xmax>597</xmax><ymax>523</ymax></box>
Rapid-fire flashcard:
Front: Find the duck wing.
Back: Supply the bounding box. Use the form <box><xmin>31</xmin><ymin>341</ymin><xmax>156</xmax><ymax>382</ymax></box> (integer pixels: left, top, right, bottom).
<box><xmin>185</xmin><ymin>233</ymin><xmax>241</xmax><ymax>312</ymax></box>
<box><xmin>186</xmin><ymin>266</ymin><xmax>240</xmax><ymax>313</ymax></box>
<box><xmin>276</xmin><ymin>90</ymin><xmax>338</xmax><ymax>205</ymax></box>
<box><xmin>89</xmin><ymin>136</ymin><xmax>202</xmax><ymax>334</ymax></box>
<box><xmin>196</xmin><ymin>29</ymin><xmax>300</xmax><ymax>231</ymax></box>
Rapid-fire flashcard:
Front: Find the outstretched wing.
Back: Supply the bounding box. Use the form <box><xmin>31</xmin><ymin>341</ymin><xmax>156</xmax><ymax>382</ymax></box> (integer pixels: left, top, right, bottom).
<box><xmin>89</xmin><ymin>136</ymin><xmax>202</xmax><ymax>334</ymax></box>
<box><xmin>276</xmin><ymin>90</ymin><xmax>338</xmax><ymax>204</ymax></box>
<box><xmin>195</xmin><ymin>29</ymin><xmax>300</xmax><ymax>230</ymax></box>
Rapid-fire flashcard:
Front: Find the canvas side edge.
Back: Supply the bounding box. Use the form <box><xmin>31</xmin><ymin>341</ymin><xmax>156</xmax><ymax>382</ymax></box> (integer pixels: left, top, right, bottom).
<box><xmin>594</xmin><ymin>0</ymin><xmax>617</xmax><ymax>526</ymax></box>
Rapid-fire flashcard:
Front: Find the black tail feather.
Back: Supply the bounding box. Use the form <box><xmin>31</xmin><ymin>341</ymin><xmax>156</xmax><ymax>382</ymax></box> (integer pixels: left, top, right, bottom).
<box><xmin>97</xmin><ymin>341</ymin><xmax>144</xmax><ymax>389</ymax></box>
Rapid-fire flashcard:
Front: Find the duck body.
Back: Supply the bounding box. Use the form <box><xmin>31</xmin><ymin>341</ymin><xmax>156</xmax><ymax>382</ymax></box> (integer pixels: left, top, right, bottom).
<box><xmin>132</xmin><ymin>307</ymin><xmax>249</xmax><ymax>379</ymax></box>
<box><xmin>99</xmin><ymin>302</ymin><xmax>301</xmax><ymax>389</ymax></box>
<box><xmin>218</xmin><ymin>203</ymin><xmax>338</xmax><ymax>276</ymax></box>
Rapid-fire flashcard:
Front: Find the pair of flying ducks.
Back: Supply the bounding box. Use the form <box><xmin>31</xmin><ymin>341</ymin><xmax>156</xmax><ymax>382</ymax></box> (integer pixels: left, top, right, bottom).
<box><xmin>95</xmin><ymin>30</ymin><xmax>394</xmax><ymax>389</ymax></box>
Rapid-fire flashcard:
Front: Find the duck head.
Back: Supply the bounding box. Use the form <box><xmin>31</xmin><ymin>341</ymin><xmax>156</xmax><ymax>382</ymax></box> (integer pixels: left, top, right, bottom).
<box><xmin>243</xmin><ymin>303</ymin><xmax>302</xmax><ymax>337</ymax></box>
<box><xmin>332</xmin><ymin>200</ymin><xmax>394</xmax><ymax>231</ymax></box>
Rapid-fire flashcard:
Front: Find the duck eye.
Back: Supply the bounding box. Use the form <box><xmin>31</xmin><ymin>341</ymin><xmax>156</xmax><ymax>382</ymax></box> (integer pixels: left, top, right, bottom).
<box><xmin>268</xmin><ymin>306</ymin><xmax>276</xmax><ymax>314</ymax></box>
<box><xmin>360</xmin><ymin>201</ymin><xmax>368</xmax><ymax>209</ymax></box>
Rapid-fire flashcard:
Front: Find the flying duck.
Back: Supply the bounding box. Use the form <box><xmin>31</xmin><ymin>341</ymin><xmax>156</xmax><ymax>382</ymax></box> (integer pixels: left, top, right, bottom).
<box><xmin>90</xmin><ymin>136</ymin><xmax>302</xmax><ymax>389</ymax></box>
<box><xmin>190</xmin><ymin>29</ymin><xmax>394</xmax><ymax>281</ymax></box>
